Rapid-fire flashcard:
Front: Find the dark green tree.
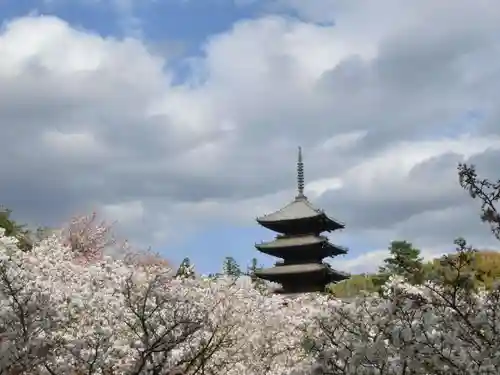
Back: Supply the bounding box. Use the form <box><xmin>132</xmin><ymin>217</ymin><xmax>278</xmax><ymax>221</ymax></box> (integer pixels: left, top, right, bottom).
<box><xmin>247</xmin><ymin>257</ymin><xmax>261</xmax><ymax>275</ymax></box>
<box><xmin>247</xmin><ymin>257</ymin><xmax>266</xmax><ymax>291</ymax></box>
<box><xmin>374</xmin><ymin>240</ymin><xmax>425</xmax><ymax>288</ymax></box>
<box><xmin>175</xmin><ymin>257</ymin><xmax>195</xmax><ymax>278</ymax></box>
<box><xmin>380</xmin><ymin>240</ymin><xmax>423</xmax><ymax>275</ymax></box>
<box><xmin>0</xmin><ymin>207</ymin><xmax>33</xmax><ymax>252</ymax></box>
<box><xmin>222</xmin><ymin>256</ymin><xmax>242</xmax><ymax>277</ymax></box>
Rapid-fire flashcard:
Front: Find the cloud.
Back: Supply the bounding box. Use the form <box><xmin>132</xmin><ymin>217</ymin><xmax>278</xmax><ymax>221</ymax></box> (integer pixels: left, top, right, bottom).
<box><xmin>2</xmin><ymin>1</ymin><xmax>500</xmax><ymax>273</ymax></box>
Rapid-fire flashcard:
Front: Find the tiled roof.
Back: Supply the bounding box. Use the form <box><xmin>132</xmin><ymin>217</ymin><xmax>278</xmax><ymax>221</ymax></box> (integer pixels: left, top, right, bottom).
<box><xmin>256</xmin><ymin>263</ymin><xmax>348</xmax><ymax>276</ymax></box>
<box><xmin>257</xmin><ymin>198</ymin><xmax>322</xmax><ymax>222</ymax></box>
<box><xmin>257</xmin><ymin>196</ymin><xmax>344</xmax><ymax>227</ymax></box>
<box><xmin>257</xmin><ymin>234</ymin><xmax>326</xmax><ymax>248</ymax></box>
<box><xmin>256</xmin><ymin>235</ymin><xmax>348</xmax><ymax>254</ymax></box>
<box><xmin>256</xmin><ymin>263</ymin><xmax>326</xmax><ymax>275</ymax></box>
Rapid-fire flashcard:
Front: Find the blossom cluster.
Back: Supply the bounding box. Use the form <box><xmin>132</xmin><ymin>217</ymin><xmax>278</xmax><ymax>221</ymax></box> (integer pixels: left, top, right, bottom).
<box><xmin>0</xmin><ymin>228</ymin><xmax>313</xmax><ymax>375</ymax></box>
<box><xmin>1</xmin><ymin>223</ymin><xmax>500</xmax><ymax>375</ymax></box>
<box><xmin>304</xmin><ymin>276</ymin><xmax>500</xmax><ymax>374</ymax></box>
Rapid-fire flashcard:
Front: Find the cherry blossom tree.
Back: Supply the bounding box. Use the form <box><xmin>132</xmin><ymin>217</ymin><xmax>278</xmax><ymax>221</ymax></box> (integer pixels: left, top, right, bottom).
<box><xmin>0</xmin><ymin>225</ymin><xmax>309</xmax><ymax>375</ymax></box>
<box><xmin>303</xmin><ymin>251</ymin><xmax>500</xmax><ymax>374</ymax></box>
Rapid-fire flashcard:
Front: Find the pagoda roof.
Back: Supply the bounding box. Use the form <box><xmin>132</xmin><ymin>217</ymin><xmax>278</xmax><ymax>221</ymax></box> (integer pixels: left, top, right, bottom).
<box><xmin>325</xmin><ymin>264</ymin><xmax>350</xmax><ymax>281</ymax></box>
<box><xmin>255</xmin><ymin>235</ymin><xmax>348</xmax><ymax>255</ymax></box>
<box><xmin>255</xmin><ymin>263</ymin><xmax>350</xmax><ymax>285</ymax></box>
<box><xmin>258</xmin><ymin>234</ymin><xmax>326</xmax><ymax>247</ymax></box>
<box><xmin>255</xmin><ymin>262</ymin><xmax>348</xmax><ymax>276</ymax></box>
<box><xmin>256</xmin><ymin>263</ymin><xmax>327</xmax><ymax>276</ymax></box>
<box><xmin>256</xmin><ymin>196</ymin><xmax>344</xmax><ymax>230</ymax></box>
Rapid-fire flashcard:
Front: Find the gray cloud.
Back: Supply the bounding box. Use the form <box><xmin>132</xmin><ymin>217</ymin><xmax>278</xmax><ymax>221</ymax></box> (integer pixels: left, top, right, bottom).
<box><xmin>318</xmin><ymin>152</ymin><xmax>466</xmax><ymax>230</ymax></box>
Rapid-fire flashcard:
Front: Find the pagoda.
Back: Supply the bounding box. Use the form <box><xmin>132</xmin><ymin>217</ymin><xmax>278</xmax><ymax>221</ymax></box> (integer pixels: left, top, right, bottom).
<box><xmin>254</xmin><ymin>147</ymin><xmax>350</xmax><ymax>294</ymax></box>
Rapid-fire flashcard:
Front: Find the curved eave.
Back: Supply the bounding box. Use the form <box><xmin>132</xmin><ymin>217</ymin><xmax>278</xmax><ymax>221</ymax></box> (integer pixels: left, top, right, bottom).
<box><xmin>256</xmin><ymin>197</ymin><xmax>345</xmax><ymax>233</ymax></box>
<box><xmin>321</xmin><ymin>214</ymin><xmax>346</xmax><ymax>231</ymax></box>
<box><xmin>255</xmin><ymin>263</ymin><xmax>350</xmax><ymax>281</ymax></box>
<box><xmin>254</xmin><ymin>241</ymin><xmax>348</xmax><ymax>257</ymax></box>
<box><xmin>254</xmin><ymin>263</ymin><xmax>328</xmax><ymax>282</ymax></box>
<box><xmin>257</xmin><ymin>215</ymin><xmax>345</xmax><ymax>233</ymax></box>
<box><xmin>328</xmin><ymin>270</ymin><xmax>350</xmax><ymax>282</ymax></box>
<box><xmin>324</xmin><ymin>263</ymin><xmax>350</xmax><ymax>282</ymax></box>
<box><xmin>327</xmin><ymin>244</ymin><xmax>348</xmax><ymax>256</ymax></box>
<box><xmin>256</xmin><ymin>235</ymin><xmax>327</xmax><ymax>249</ymax></box>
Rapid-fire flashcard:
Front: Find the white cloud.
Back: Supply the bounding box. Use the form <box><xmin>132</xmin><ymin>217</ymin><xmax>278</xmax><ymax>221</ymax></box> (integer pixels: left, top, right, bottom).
<box><xmin>101</xmin><ymin>201</ymin><xmax>145</xmax><ymax>224</ymax></box>
<box><xmin>340</xmin><ymin>134</ymin><xmax>500</xmax><ymax>195</ymax></box>
<box><xmin>333</xmin><ymin>249</ymin><xmax>388</xmax><ymax>274</ymax></box>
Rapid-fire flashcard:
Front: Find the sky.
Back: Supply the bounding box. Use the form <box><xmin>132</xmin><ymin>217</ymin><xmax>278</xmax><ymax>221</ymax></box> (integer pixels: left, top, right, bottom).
<box><xmin>1</xmin><ymin>0</ymin><xmax>500</xmax><ymax>276</ymax></box>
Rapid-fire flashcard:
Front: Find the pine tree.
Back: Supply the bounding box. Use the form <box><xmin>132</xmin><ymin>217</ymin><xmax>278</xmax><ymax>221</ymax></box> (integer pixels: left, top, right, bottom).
<box><xmin>176</xmin><ymin>257</ymin><xmax>195</xmax><ymax>278</ymax></box>
<box><xmin>380</xmin><ymin>241</ymin><xmax>423</xmax><ymax>275</ymax></box>
<box><xmin>247</xmin><ymin>257</ymin><xmax>266</xmax><ymax>292</ymax></box>
<box><xmin>222</xmin><ymin>256</ymin><xmax>242</xmax><ymax>277</ymax></box>
<box><xmin>374</xmin><ymin>240</ymin><xmax>425</xmax><ymax>288</ymax></box>
<box><xmin>247</xmin><ymin>257</ymin><xmax>260</xmax><ymax>275</ymax></box>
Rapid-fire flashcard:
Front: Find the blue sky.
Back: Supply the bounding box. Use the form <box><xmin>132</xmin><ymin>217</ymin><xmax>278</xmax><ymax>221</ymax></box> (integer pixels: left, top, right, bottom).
<box><xmin>2</xmin><ymin>0</ymin><xmax>499</xmax><ymax>277</ymax></box>
<box><xmin>174</xmin><ymin>219</ymin><xmax>369</xmax><ymax>275</ymax></box>
<box><xmin>4</xmin><ymin>1</ymin><xmax>256</xmax><ymax>30</ymax></box>
<box><xmin>4</xmin><ymin>1</ymin><xmax>266</xmax><ymax>55</ymax></box>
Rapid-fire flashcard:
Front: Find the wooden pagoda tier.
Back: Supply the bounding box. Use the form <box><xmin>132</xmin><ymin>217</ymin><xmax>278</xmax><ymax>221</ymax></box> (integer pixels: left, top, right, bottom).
<box><xmin>256</xmin><ymin>195</ymin><xmax>344</xmax><ymax>235</ymax></box>
<box><xmin>253</xmin><ymin>147</ymin><xmax>350</xmax><ymax>294</ymax></box>
<box><xmin>255</xmin><ymin>234</ymin><xmax>347</xmax><ymax>261</ymax></box>
<box><xmin>254</xmin><ymin>263</ymin><xmax>349</xmax><ymax>293</ymax></box>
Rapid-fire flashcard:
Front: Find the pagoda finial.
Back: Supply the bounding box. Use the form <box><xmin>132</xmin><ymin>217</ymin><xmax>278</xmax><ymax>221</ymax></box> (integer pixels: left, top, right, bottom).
<box><xmin>297</xmin><ymin>146</ymin><xmax>305</xmax><ymax>199</ymax></box>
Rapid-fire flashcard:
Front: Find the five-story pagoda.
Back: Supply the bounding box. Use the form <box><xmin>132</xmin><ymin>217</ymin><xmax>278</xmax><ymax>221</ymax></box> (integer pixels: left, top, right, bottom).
<box><xmin>254</xmin><ymin>147</ymin><xmax>350</xmax><ymax>293</ymax></box>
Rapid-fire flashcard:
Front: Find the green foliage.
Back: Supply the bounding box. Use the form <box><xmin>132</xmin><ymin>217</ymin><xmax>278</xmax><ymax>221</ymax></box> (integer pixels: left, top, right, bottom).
<box><xmin>329</xmin><ymin>247</ymin><xmax>500</xmax><ymax>299</ymax></box>
<box><xmin>468</xmin><ymin>251</ymin><xmax>500</xmax><ymax>288</ymax></box>
<box><xmin>176</xmin><ymin>257</ymin><xmax>195</xmax><ymax>278</ymax></box>
<box><xmin>371</xmin><ymin>240</ymin><xmax>425</xmax><ymax>292</ymax></box>
<box><xmin>426</xmin><ymin>243</ymin><xmax>500</xmax><ymax>290</ymax></box>
<box><xmin>427</xmin><ymin>238</ymin><xmax>481</xmax><ymax>291</ymax></box>
<box><xmin>247</xmin><ymin>257</ymin><xmax>267</xmax><ymax>292</ymax></box>
<box><xmin>327</xmin><ymin>241</ymin><xmax>426</xmax><ymax>298</ymax></box>
<box><xmin>327</xmin><ymin>274</ymin><xmax>377</xmax><ymax>298</ymax></box>
<box><xmin>247</xmin><ymin>257</ymin><xmax>261</xmax><ymax>278</ymax></box>
<box><xmin>222</xmin><ymin>256</ymin><xmax>242</xmax><ymax>277</ymax></box>
<box><xmin>0</xmin><ymin>207</ymin><xmax>33</xmax><ymax>252</ymax></box>
<box><xmin>381</xmin><ymin>240</ymin><xmax>424</xmax><ymax>279</ymax></box>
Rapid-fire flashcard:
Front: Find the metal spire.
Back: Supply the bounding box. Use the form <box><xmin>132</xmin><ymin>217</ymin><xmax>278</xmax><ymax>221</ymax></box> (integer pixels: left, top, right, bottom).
<box><xmin>296</xmin><ymin>146</ymin><xmax>305</xmax><ymax>199</ymax></box>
